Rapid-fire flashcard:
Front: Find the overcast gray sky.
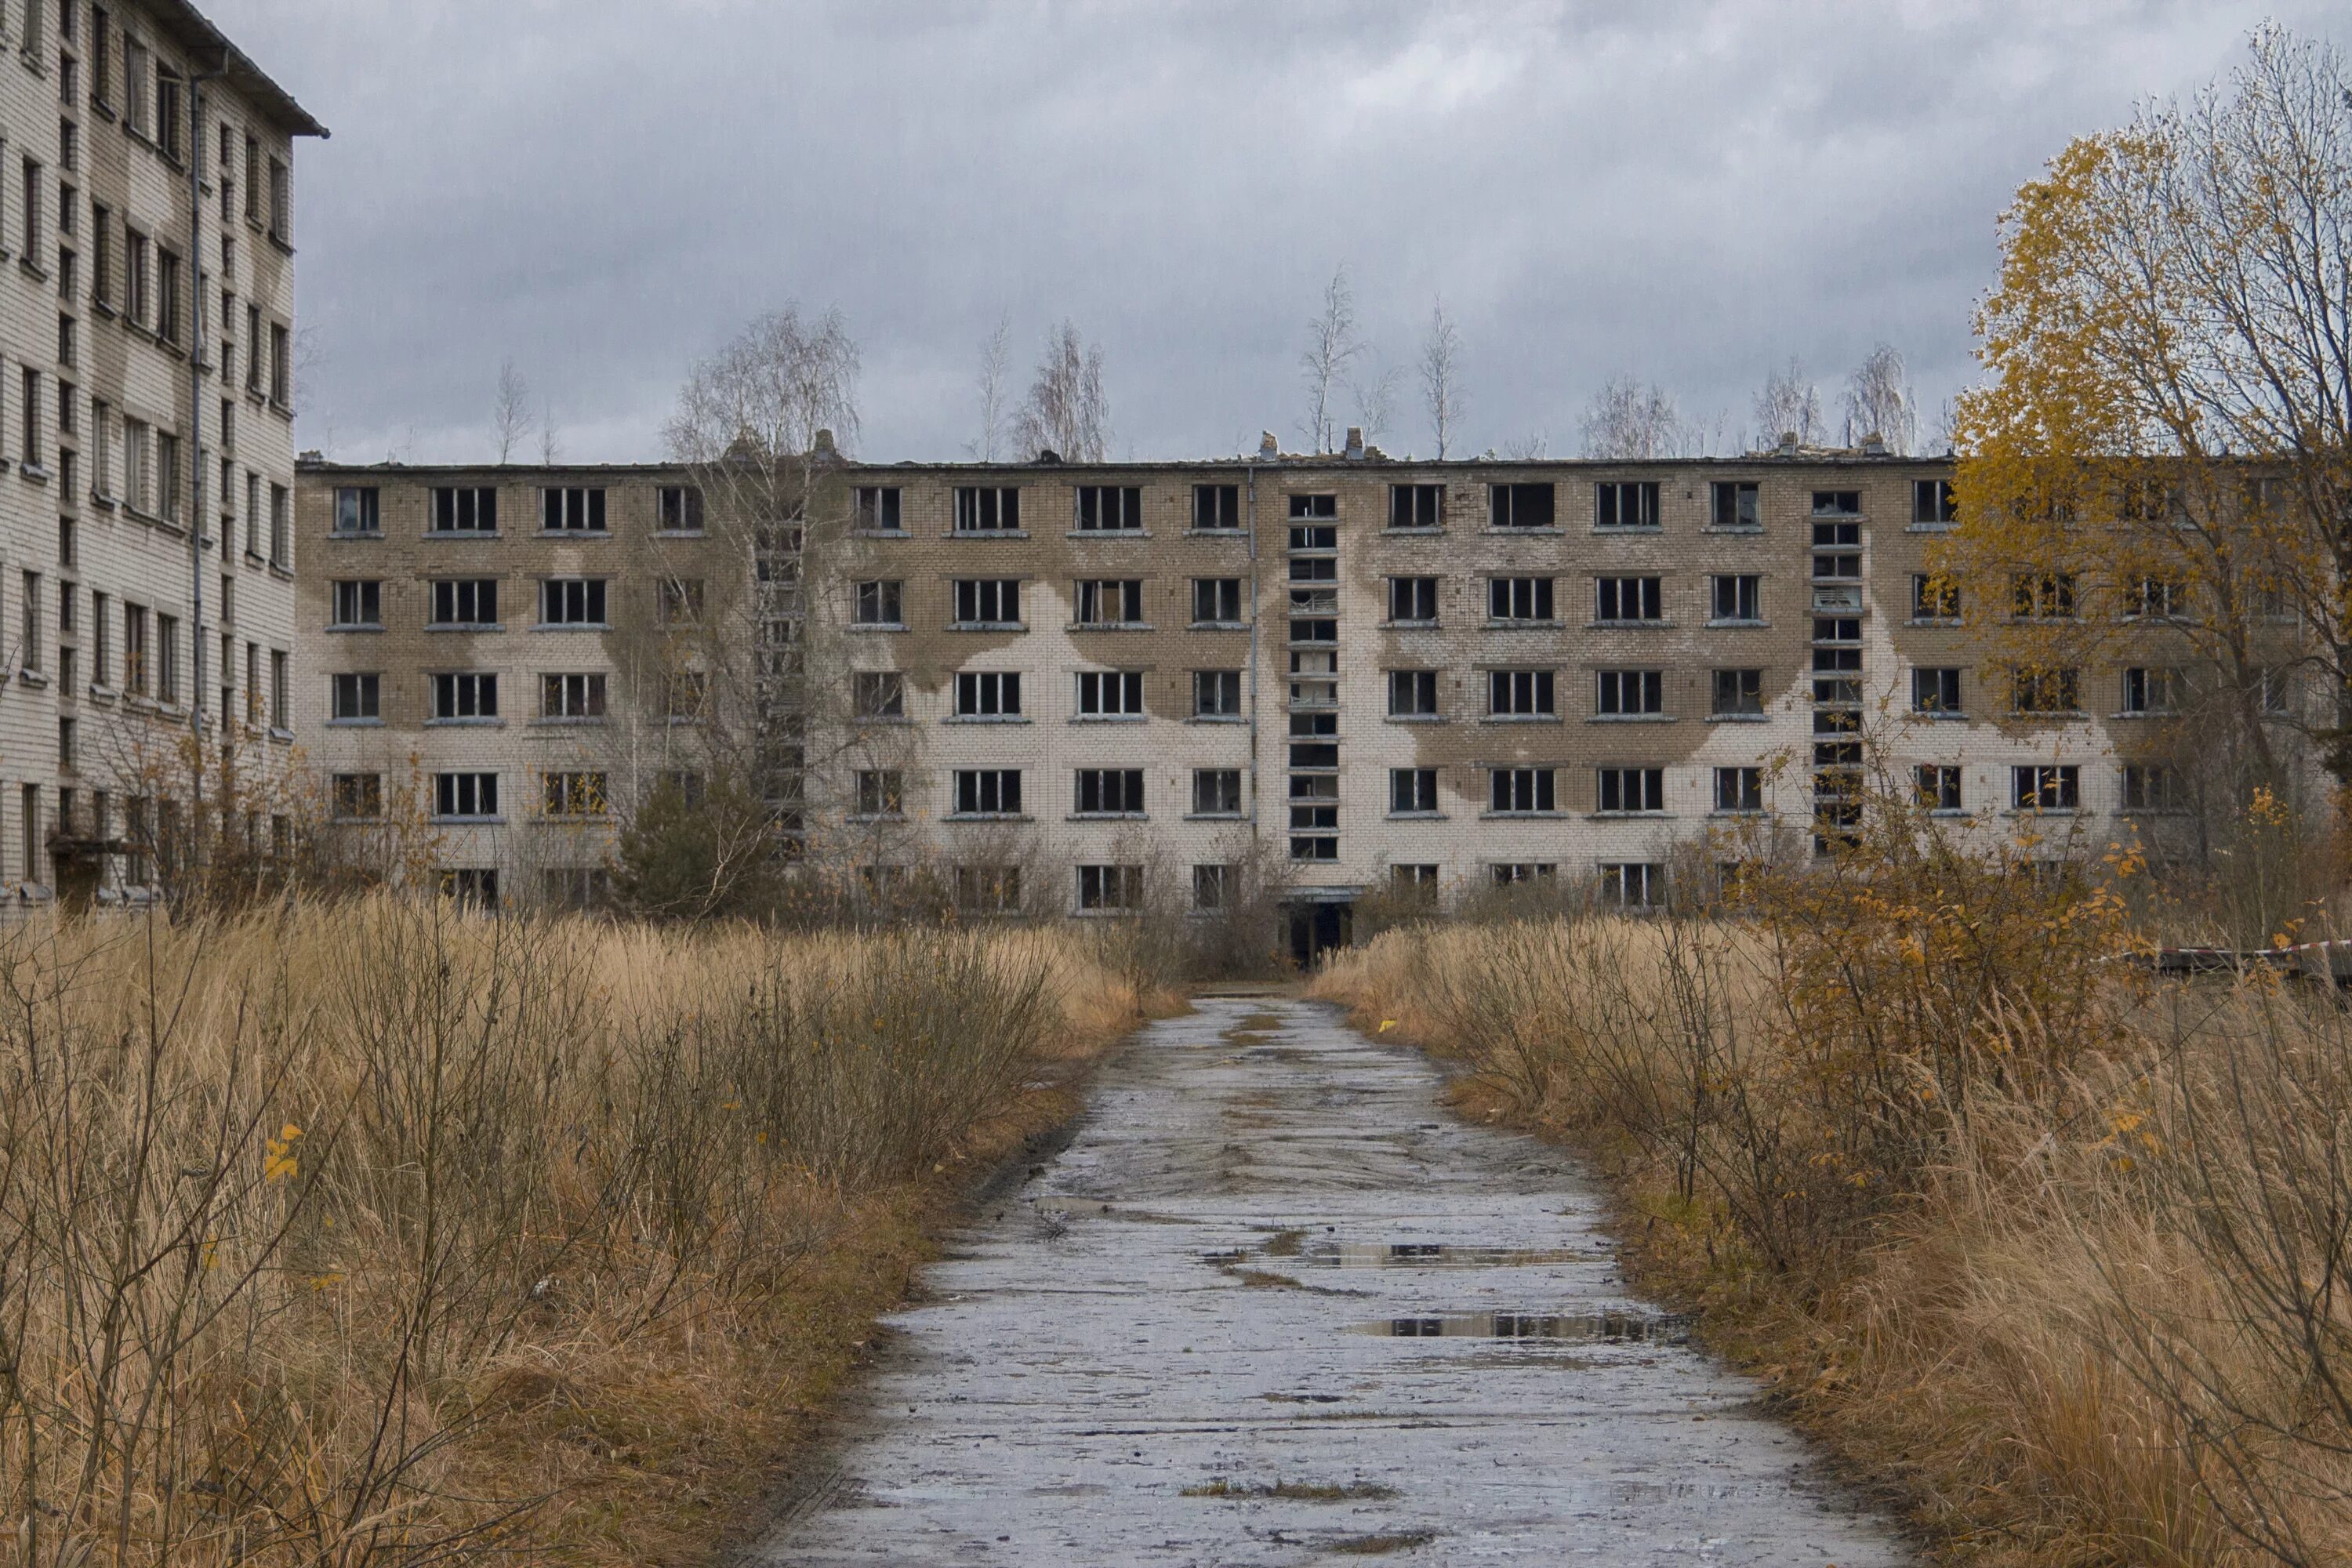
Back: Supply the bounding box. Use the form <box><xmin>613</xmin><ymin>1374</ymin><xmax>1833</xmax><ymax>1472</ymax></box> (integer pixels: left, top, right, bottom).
<box><xmin>207</xmin><ymin>1</ymin><xmax>2348</xmax><ymax>467</ymax></box>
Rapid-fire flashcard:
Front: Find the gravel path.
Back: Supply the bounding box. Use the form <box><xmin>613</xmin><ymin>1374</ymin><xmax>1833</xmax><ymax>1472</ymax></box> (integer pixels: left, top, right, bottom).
<box><xmin>751</xmin><ymin>995</ymin><xmax>1910</xmax><ymax>1566</ymax></box>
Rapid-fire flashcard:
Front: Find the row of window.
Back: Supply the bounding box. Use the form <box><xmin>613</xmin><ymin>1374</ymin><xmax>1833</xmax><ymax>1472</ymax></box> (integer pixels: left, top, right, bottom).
<box><xmin>329</xmin><ymin>485</ymin><xmax>706</xmax><ymax>537</ymax></box>
<box><xmin>826</xmin><ymin>859</ymin><xmax>1677</xmax><ymax>915</ymax></box>
<box><xmin>0</xmin><ymin>574</ymin><xmax>281</xmax><ymax>714</ymax></box>
<box><xmin>326</xmin><ymin>575</ymin><xmax>704</xmax><ymax>631</ymax></box>
<box><xmin>326</xmin><ymin>669</ymin><xmax>703</xmax><ymax>724</ymax></box>
<box><xmin>842</xmin><ymin>761</ymin><xmax>2170</xmax><ymax>825</ymax></box>
<box><xmin>851</xmin><ymin>480</ymin><xmax>1958</xmax><ymax>535</ymax></box>
<box><xmin>329</xmin><ymin>769</ymin><xmax>612</xmax><ymax>823</ymax></box>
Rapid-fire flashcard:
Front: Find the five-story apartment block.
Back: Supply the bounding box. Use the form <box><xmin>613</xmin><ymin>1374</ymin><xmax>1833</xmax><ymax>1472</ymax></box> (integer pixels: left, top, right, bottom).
<box><xmin>0</xmin><ymin>0</ymin><xmax>318</xmax><ymax>904</ymax></box>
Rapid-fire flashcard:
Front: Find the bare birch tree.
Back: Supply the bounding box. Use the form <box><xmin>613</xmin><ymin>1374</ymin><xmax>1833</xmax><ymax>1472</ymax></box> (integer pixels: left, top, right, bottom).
<box><xmin>971</xmin><ymin>312</ymin><xmax>1013</xmax><ymax>461</ymax></box>
<box><xmin>539</xmin><ymin>397</ymin><xmax>562</xmax><ymax>464</ymax></box>
<box><xmin>492</xmin><ymin>358</ymin><xmax>533</xmax><ymax>463</ymax></box>
<box><xmin>1842</xmin><ymin>342</ymin><xmax>1918</xmax><ymax>452</ymax></box>
<box><xmin>1420</xmin><ymin>299</ymin><xmax>1466</xmax><ymax>459</ymax></box>
<box><xmin>1752</xmin><ymin>358</ymin><xmax>1824</xmax><ymax>446</ymax></box>
<box><xmin>1013</xmin><ymin>321</ymin><xmax>1109</xmax><ymax>462</ymax></box>
<box><xmin>1299</xmin><ymin>265</ymin><xmax>1364</xmax><ymax>453</ymax></box>
<box><xmin>1580</xmin><ymin>376</ymin><xmax>1689</xmax><ymax>459</ymax></box>
<box><xmin>1351</xmin><ymin>358</ymin><xmax>1402</xmax><ymax>446</ymax></box>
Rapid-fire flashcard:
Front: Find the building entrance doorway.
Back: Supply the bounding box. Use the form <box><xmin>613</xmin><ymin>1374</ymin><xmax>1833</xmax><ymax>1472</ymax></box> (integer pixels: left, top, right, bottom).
<box><xmin>1287</xmin><ymin>900</ymin><xmax>1353</xmax><ymax>969</ymax></box>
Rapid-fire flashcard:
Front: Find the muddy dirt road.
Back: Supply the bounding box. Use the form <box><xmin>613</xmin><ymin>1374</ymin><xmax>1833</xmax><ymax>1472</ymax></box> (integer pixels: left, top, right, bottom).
<box><xmin>752</xmin><ymin>996</ymin><xmax>1908</xmax><ymax>1565</ymax></box>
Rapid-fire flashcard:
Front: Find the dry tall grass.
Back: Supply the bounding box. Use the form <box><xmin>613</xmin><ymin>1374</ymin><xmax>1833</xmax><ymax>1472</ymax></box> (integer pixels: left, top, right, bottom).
<box><xmin>1318</xmin><ymin>903</ymin><xmax>2352</xmax><ymax>1566</ymax></box>
<box><xmin>0</xmin><ymin>898</ymin><xmax>1144</xmax><ymax>1566</ymax></box>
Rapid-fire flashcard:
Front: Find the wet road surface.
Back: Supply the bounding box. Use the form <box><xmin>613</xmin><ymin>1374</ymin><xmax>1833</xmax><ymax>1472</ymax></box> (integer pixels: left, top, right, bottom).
<box><xmin>752</xmin><ymin>996</ymin><xmax>1909</xmax><ymax>1566</ymax></box>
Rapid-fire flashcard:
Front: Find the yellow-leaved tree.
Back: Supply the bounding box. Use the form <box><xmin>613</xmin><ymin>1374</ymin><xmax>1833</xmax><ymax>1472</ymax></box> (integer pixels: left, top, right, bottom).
<box><xmin>1941</xmin><ymin>25</ymin><xmax>2352</xmax><ymax>868</ymax></box>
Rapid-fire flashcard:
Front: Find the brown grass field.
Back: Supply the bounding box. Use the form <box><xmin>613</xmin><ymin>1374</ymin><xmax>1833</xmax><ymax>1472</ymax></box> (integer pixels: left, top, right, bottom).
<box><xmin>0</xmin><ymin>898</ymin><xmax>1150</xmax><ymax>1566</ymax></box>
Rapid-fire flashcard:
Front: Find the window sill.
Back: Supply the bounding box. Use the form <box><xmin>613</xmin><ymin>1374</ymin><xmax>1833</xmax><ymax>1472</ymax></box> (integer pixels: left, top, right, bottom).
<box><xmin>1486</xmin><ymin>527</ymin><xmax>1564</xmax><ymax>537</ymax></box>
<box><xmin>1704</xmin><ymin>524</ymin><xmax>1766</xmax><ymax>535</ymax></box>
<box><xmin>1381</xmin><ymin>619</ymin><xmax>1440</xmax><ymax>630</ymax></box>
<box><xmin>844</xmin><ymin>813</ymin><xmax>907</xmax><ymax>825</ymax></box>
<box><xmin>1589</xmin><ymin>620</ymin><xmax>1673</xmax><ymax>631</ymax></box>
<box><xmin>1911</xmin><ymin>710</ymin><xmax>1969</xmax><ymax>721</ymax></box>
<box><xmin>1484</xmin><ymin>619</ymin><xmax>1561</xmax><ymax>630</ymax></box>
<box><xmin>431</xmin><ymin>815</ymin><xmax>506</xmax><ymax>826</ymax></box>
<box><xmin>328</xmin><ymin>622</ymin><xmax>384</xmax><ymax>633</ymax></box>
<box><xmin>2002</xmin><ymin>808</ymin><xmax>2089</xmax><ymax>818</ymax></box>
<box><xmin>1385</xmin><ymin>714</ymin><xmax>1446</xmax><ymax>725</ymax></box>
<box><xmin>942</xmin><ymin>714</ymin><xmax>1029</xmax><ymax>725</ymax></box>
<box><xmin>944</xmin><ymin>812</ymin><xmax>1032</xmax><ymax>823</ymax></box>
<box><xmin>2111</xmin><ymin>710</ymin><xmax>2176</xmax><ymax>721</ymax></box>
<box><xmin>1907</xmin><ymin>618</ymin><xmax>1962</xmax><ymax>629</ymax></box>
<box><xmin>1705</xmin><ymin>618</ymin><xmax>1769</xmax><ymax>630</ymax></box>
<box><xmin>1071</xmin><ymin>907</ymin><xmax>1142</xmax><ymax>920</ymax></box>
<box><xmin>1072</xmin><ymin>715</ymin><xmax>1146</xmax><ymax>725</ymax></box>
<box><xmin>948</xmin><ymin>621</ymin><xmax>1025</xmax><ymax>633</ymax></box>
<box><xmin>16</xmin><ymin>670</ymin><xmax>45</xmax><ymax>689</ymax></box>
<box><xmin>89</xmin><ymin>492</ymin><xmax>116</xmax><ymax>512</ymax></box>
<box><xmin>1068</xmin><ymin>530</ymin><xmax>1150</xmax><ymax>541</ymax></box>
<box><xmin>325</xmin><ymin>717</ymin><xmax>385</xmax><ymax>728</ymax></box>
<box><xmin>1186</xmin><ymin>714</ymin><xmax>1247</xmax><ymax>725</ymax></box>
<box><xmin>1588</xmin><ymin>810</ymin><xmax>1673</xmax><ymax>820</ymax></box>
<box><xmin>1069</xmin><ymin>622</ymin><xmax>1154</xmax><ymax>633</ymax></box>
<box><xmin>1183</xmin><ymin>811</ymin><xmax>1244</xmax><ymax>822</ymax></box>
<box><xmin>1483</xmin><ymin>714</ymin><xmax>1563</xmax><ymax>725</ymax></box>
<box><xmin>425</xmin><ymin>717</ymin><xmax>505</xmax><ymax>729</ymax></box>
<box><xmin>426</xmin><ymin>622</ymin><xmax>503</xmax><ymax>633</ymax></box>
<box><xmin>19</xmin><ymin>463</ymin><xmax>50</xmax><ymax>485</ymax></box>
<box><xmin>538</xmin><ymin>530</ymin><xmax>611</xmax><ymax>540</ymax></box>
<box><xmin>1708</xmin><ymin>808</ymin><xmax>1769</xmax><ymax>818</ymax></box>
<box><xmin>1704</xmin><ymin>713</ymin><xmax>1769</xmax><ymax>724</ymax></box>
<box><xmin>848</xmin><ymin>622</ymin><xmax>907</xmax><ymax>633</ymax></box>
<box><xmin>2118</xmin><ymin>807</ymin><xmax>2194</xmax><ymax>818</ymax></box>
<box><xmin>87</xmin><ymin>684</ymin><xmax>115</xmax><ymax>705</ymax></box>
<box><xmin>269</xmin><ymin>727</ymin><xmax>293</xmax><ymax>743</ymax></box>
<box><xmin>532</xmin><ymin>622</ymin><xmax>611</xmax><ymax>633</ymax></box>
<box><xmin>948</xmin><ymin>529</ymin><xmax>1029</xmax><ymax>540</ymax></box>
<box><xmin>529</xmin><ymin>717</ymin><xmax>608</xmax><ymax>728</ymax></box>
<box><xmin>1904</xmin><ymin>522</ymin><xmax>1957</xmax><ymax>534</ymax></box>
<box><xmin>1068</xmin><ymin>812</ymin><xmax>1148</xmax><ymax>822</ymax></box>
<box><xmin>1592</xmin><ymin>526</ymin><xmax>1664</xmax><ymax>536</ymax></box>
<box><xmin>2009</xmin><ymin>711</ymin><xmax>2090</xmax><ymax>721</ymax></box>
<box><xmin>1588</xmin><ymin>713</ymin><xmax>1675</xmax><ymax>724</ymax></box>
<box><xmin>423</xmin><ymin>531</ymin><xmax>499</xmax><ymax>541</ymax></box>
<box><xmin>1185</xmin><ymin>528</ymin><xmax>1245</xmax><ymax>539</ymax></box>
<box><xmin>1384</xmin><ymin>526</ymin><xmax>1445</xmax><ymax>537</ymax></box>
<box><xmin>1387</xmin><ymin>811</ymin><xmax>1447</xmax><ymax>822</ymax></box>
<box><xmin>1189</xmin><ymin>620</ymin><xmax>1249</xmax><ymax>632</ymax></box>
<box><xmin>654</xmin><ymin>528</ymin><xmax>709</xmax><ymax>540</ymax></box>
<box><xmin>1483</xmin><ymin>811</ymin><xmax>1565</xmax><ymax>821</ymax></box>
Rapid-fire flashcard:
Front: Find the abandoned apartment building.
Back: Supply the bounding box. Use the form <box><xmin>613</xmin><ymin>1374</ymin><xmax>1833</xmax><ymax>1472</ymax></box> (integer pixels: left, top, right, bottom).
<box><xmin>0</xmin><ymin>0</ymin><xmax>319</xmax><ymax>907</ymax></box>
<box><xmin>298</xmin><ymin>432</ymin><xmax>2219</xmax><ymax>946</ymax></box>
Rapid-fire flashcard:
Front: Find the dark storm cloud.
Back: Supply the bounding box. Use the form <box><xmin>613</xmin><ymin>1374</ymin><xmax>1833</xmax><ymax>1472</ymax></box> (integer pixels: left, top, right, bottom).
<box><xmin>208</xmin><ymin>0</ymin><xmax>2349</xmax><ymax>465</ymax></box>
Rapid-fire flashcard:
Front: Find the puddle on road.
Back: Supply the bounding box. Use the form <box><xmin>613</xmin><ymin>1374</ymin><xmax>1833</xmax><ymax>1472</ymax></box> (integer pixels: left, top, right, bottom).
<box><xmin>1348</xmin><ymin>1310</ymin><xmax>1693</xmax><ymax>1344</ymax></box>
<box><xmin>1303</xmin><ymin>1242</ymin><xmax>1599</xmax><ymax>1269</ymax></box>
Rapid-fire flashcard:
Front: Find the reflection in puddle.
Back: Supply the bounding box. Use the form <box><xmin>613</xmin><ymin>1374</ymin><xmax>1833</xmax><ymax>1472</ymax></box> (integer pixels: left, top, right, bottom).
<box><xmin>1348</xmin><ymin>1311</ymin><xmax>1693</xmax><ymax>1343</ymax></box>
<box><xmin>1306</xmin><ymin>1243</ymin><xmax>1597</xmax><ymax>1269</ymax></box>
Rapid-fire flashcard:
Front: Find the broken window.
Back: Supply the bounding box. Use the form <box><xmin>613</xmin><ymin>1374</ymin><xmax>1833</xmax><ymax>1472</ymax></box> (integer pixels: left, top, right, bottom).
<box><xmin>1076</xmin><ymin>864</ymin><xmax>1142</xmax><ymax>911</ymax></box>
<box><xmin>1596</xmin><ymin>767</ymin><xmax>1666</xmax><ymax>813</ymax></box>
<box><xmin>1192</xmin><ymin>485</ymin><xmax>1239</xmax><ymax>529</ymax></box>
<box><xmin>851</xmin><ymin>579</ymin><xmax>902</xmax><ymax>626</ymax></box>
<box><xmin>1714</xmin><ymin>767</ymin><xmax>1763</xmax><ymax>812</ymax></box>
<box><xmin>855</xmin><ymin>670</ymin><xmax>906</xmax><ymax>719</ymax></box>
<box><xmin>1073</xmin><ymin>578</ymin><xmax>1144</xmax><ymax>626</ymax></box>
<box><xmin>541</xmin><ymin>487</ymin><xmax>606</xmax><ymax>532</ymax></box>
<box><xmin>1595</xmin><ymin>669</ymin><xmax>1663</xmax><ymax>717</ymax></box>
<box><xmin>953</xmin><ymin>670</ymin><xmax>1018</xmax><ymax>717</ymax></box>
<box><xmin>328</xmin><ymin>670</ymin><xmax>377</xmax><ymax>721</ymax></box>
<box><xmin>1915</xmin><ymin>765</ymin><xmax>1963</xmax><ymax>811</ymax></box>
<box><xmin>1289</xmin><ymin>775</ymin><xmax>1338</xmax><ymax>833</ymax></box>
<box><xmin>953</xmin><ymin>770</ymin><xmax>1023</xmax><ymax>816</ymax></box>
<box><xmin>1490</xmin><ymin>482</ymin><xmax>1556</xmax><ymax>528</ymax></box>
<box><xmin>432</xmin><ymin>771</ymin><xmax>499</xmax><ymax>819</ymax></box>
<box><xmin>542</xmin><ymin>672</ymin><xmax>607</xmax><ymax>719</ymax></box>
<box><xmin>429</xmin><ymin>578</ymin><xmax>496</xmax><ymax>626</ymax></box>
<box><xmin>2009</xmin><ymin>666</ymin><xmax>2080</xmax><ymax>714</ymax></box>
<box><xmin>1075</xmin><ymin>669</ymin><xmax>1145</xmax><ymax>717</ymax></box>
<box><xmin>1391</xmin><ymin>768</ymin><xmax>1438</xmax><ymax>814</ymax></box>
<box><xmin>430</xmin><ymin>671</ymin><xmax>497</xmax><ymax>721</ymax></box>
<box><xmin>430</xmin><ymin>486</ymin><xmax>496</xmax><ymax>532</ymax></box>
<box><xmin>1913</xmin><ymin>667</ymin><xmax>1964</xmax><ymax>715</ymax></box>
<box><xmin>1594</xmin><ymin>481</ymin><xmax>1660</xmax><ymax>529</ymax></box>
<box><xmin>953</xmin><ymin>485</ymin><xmax>1020</xmax><ymax>532</ymax></box>
<box><xmin>2011</xmin><ymin>764</ymin><xmax>2080</xmax><ymax>811</ymax></box>
<box><xmin>1389</xmin><ymin>483</ymin><xmax>1443</xmax><ymax>529</ymax></box>
<box><xmin>2011</xmin><ymin>573</ymin><xmax>2076</xmax><ymax>619</ymax></box>
<box><xmin>1598</xmin><ymin>863</ymin><xmax>1663</xmax><ymax>908</ymax></box>
<box><xmin>1191</xmin><ymin>864</ymin><xmax>1230</xmax><ymax>911</ymax></box>
<box><xmin>658</xmin><ymin>577</ymin><xmax>706</xmax><ymax>626</ymax></box>
<box><xmin>1489</xmin><ymin>668</ymin><xmax>1556</xmax><ymax>717</ymax></box>
<box><xmin>853</xmin><ymin>770</ymin><xmax>904</xmax><ymax>818</ymax></box>
<box><xmin>1492</xmin><ymin>862</ymin><xmax>1557</xmax><ymax>886</ymax></box>
<box><xmin>539</xmin><ymin>578</ymin><xmax>608</xmax><ymax>626</ymax></box>
<box><xmin>1711</xmin><ymin>669</ymin><xmax>1763</xmax><ymax>717</ymax></box>
<box><xmin>1911</xmin><ymin>573</ymin><xmax>1960</xmax><ymax>621</ymax></box>
<box><xmin>1711</xmin><ymin>575</ymin><xmax>1761</xmax><ymax>622</ymax></box>
<box><xmin>1075</xmin><ymin>485</ymin><xmax>1142</xmax><ymax>532</ymax></box>
<box><xmin>1388</xmin><ymin>669</ymin><xmax>1439</xmax><ymax>717</ymax></box>
<box><xmin>1288</xmin><ymin>492</ymin><xmax>1337</xmax><ymax>520</ymax></box>
<box><xmin>659</xmin><ymin>484</ymin><xmax>706</xmax><ymax>532</ymax></box>
<box><xmin>1192</xmin><ymin>768</ymin><xmax>1243</xmax><ymax>816</ymax></box>
<box><xmin>1388</xmin><ymin>576</ymin><xmax>1438</xmax><ymax>623</ymax></box>
<box><xmin>330</xmin><ymin>579</ymin><xmax>380</xmax><ymax>628</ymax></box>
<box><xmin>2121</xmin><ymin>763</ymin><xmax>2183</xmax><ymax>811</ymax></box>
<box><xmin>1488</xmin><ymin>576</ymin><xmax>1554</xmax><ymax>622</ymax></box>
<box><xmin>958</xmin><ymin>865</ymin><xmax>1022</xmax><ymax>914</ymax></box>
<box><xmin>1192</xmin><ymin>576</ymin><xmax>1243</xmax><ymax>624</ymax></box>
<box><xmin>1074</xmin><ymin>769</ymin><xmax>1145</xmax><ymax>815</ymax></box>
<box><xmin>1912</xmin><ymin>480</ymin><xmax>1957</xmax><ymax>525</ymax></box>
<box><xmin>1711</xmin><ymin>481</ymin><xmax>1761</xmax><ymax>529</ymax></box>
<box><xmin>1192</xmin><ymin>670</ymin><xmax>1243</xmax><ymax>717</ymax></box>
<box><xmin>851</xmin><ymin>485</ymin><xmax>900</xmax><ymax>532</ymax></box>
<box><xmin>2127</xmin><ymin>578</ymin><xmax>2184</xmax><ymax>619</ymax></box>
<box><xmin>1595</xmin><ymin>575</ymin><xmax>1663</xmax><ymax>623</ymax></box>
<box><xmin>2122</xmin><ymin>666</ymin><xmax>2180</xmax><ymax>715</ymax></box>
<box><xmin>953</xmin><ymin>578</ymin><xmax>1022</xmax><ymax>626</ymax></box>
<box><xmin>1489</xmin><ymin>768</ymin><xmax>1556</xmax><ymax>814</ymax></box>
<box><xmin>331</xmin><ymin>772</ymin><xmax>383</xmax><ymax>821</ymax></box>
<box><xmin>1812</xmin><ymin>490</ymin><xmax>1862</xmax><ymax>517</ymax></box>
